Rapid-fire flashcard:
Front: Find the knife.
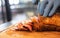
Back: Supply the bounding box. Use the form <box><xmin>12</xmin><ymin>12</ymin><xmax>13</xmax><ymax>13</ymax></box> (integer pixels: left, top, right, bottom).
<box><xmin>0</xmin><ymin>22</ymin><xmax>12</xmax><ymax>32</ymax></box>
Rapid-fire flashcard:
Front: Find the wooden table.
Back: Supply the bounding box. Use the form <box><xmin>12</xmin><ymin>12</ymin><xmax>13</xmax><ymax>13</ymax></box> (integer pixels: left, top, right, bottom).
<box><xmin>0</xmin><ymin>25</ymin><xmax>60</xmax><ymax>38</ymax></box>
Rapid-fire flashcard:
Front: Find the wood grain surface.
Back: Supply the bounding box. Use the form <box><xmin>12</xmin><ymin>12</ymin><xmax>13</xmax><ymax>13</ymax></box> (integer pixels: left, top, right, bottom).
<box><xmin>0</xmin><ymin>25</ymin><xmax>60</xmax><ymax>38</ymax></box>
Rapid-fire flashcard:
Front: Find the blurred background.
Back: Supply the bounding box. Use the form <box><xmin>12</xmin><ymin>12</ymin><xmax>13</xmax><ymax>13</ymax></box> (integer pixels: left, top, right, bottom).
<box><xmin>0</xmin><ymin>0</ymin><xmax>38</xmax><ymax>24</ymax></box>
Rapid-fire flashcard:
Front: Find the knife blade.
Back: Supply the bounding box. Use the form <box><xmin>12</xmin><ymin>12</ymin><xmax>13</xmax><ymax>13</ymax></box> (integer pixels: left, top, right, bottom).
<box><xmin>0</xmin><ymin>22</ymin><xmax>12</xmax><ymax>32</ymax></box>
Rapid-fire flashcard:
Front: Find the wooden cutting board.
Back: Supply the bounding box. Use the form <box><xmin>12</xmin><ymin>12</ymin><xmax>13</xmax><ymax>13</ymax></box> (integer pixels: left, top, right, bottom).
<box><xmin>0</xmin><ymin>25</ymin><xmax>60</xmax><ymax>38</ymax></box>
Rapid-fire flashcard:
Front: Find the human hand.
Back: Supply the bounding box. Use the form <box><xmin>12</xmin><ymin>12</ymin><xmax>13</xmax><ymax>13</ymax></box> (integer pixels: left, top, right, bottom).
<box><xmin>37</xmin><ymin>0</ymin><xmax>60</xmax><ymax>17</ymax></box>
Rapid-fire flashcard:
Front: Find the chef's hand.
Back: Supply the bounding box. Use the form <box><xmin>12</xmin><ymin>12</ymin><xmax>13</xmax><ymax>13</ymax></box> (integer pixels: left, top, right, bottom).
<box><xmin>37</xmin><ymin>0</ymin><xmax>60</xmax><ymax>17</ymax></box>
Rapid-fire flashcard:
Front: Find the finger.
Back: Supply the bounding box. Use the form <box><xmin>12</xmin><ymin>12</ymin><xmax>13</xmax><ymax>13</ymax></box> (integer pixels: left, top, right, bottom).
<box><xmin>49</xmin><ymin>3</ymin><xmax>59</xmax><ymax>16</ymax></box>
<box><xmin>39</xmin><ymin>0</ymin><xmax>48</xmax><ymax>15</ymax></box>
<box><xmin>43</xmin><ymin>2</ymin><xmax>53</xmax><ymax>17</ymax></box>
<box><xmin>37</xmin><ymin>2</ymin><xmax>40</xmax><ymax>13</ymax></box>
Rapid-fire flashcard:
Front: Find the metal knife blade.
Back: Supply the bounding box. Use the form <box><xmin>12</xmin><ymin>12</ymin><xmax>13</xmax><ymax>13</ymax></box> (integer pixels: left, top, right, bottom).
<box><xmin>0</xmin><ymin>22</ymin><xmax>12</xmax><ymax>32</ymax></box>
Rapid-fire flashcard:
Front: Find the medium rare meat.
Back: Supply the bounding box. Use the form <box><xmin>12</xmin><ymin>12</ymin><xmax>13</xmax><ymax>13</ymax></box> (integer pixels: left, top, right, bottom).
<box><xmin>15</xmin><ymin>13</ymin><xmax>60</xmax><ymax>31</ymax></box>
